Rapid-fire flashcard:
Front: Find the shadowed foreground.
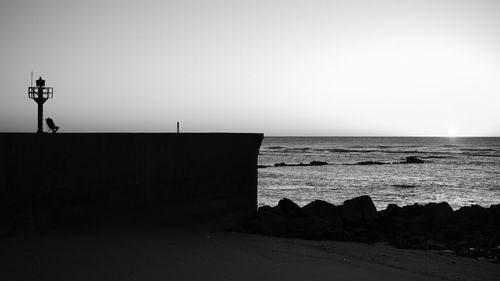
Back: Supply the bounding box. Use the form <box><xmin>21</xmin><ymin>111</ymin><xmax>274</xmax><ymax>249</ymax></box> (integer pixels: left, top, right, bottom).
<box><xmin>236</xmin><ymin>196</ymin><xmax>500</xmax><ymax>262</ymax></box>
<box><xmin>1</xmin><ymin>228</ymin><xmax>499</xmax><ymax>281</ymax></box>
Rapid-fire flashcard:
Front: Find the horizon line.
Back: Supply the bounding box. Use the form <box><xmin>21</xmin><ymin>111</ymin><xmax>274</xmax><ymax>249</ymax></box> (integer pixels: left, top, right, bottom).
<box><xmin>0</xmin><ymin>131</ymin><xmax>499</xmax><ymax>138</ymax></box>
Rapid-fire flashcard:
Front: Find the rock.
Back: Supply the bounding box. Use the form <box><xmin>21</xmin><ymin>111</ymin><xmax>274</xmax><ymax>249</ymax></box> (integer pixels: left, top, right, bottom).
<box><xmin>392</xmin><ymin>234</ymin><xmax>427</xmax><ymax>249</ymax></box>
<box><xmin>403</xmin><ymin>156</ymin><xmax>425</xmax><ymax>164</ymax></box>
<box><xmin>490</xmin><ymin>204</ymin><xmax>500</xmax><ymax>226</ymax></box>
<box><xmin>421</xmin><ymin>238</ymin><xmax>447</xmax><ymax>250</ymax></box>
<box><xmin>442</xmin><ymin>224</ymin><xmax>463</xmax><ymax>241</ymax></box>
<box><xmin>490</xmin><ymin>204</ymin><xmax>500</xmax><ymax>213</ymax></box>
<box><xmin>355</xmin><ymin>161</ymin><xmax>386</xmax><ymax>165</ymax></box>
<box><xmin>250</xmin><ymin>208</ymin><xmax>288</xmax><ymax>236</ymax></box>
<box><xmin>379</xmin><ymin>204</ymin><xmax>402</xmax><ymax>225</ymax></box>
<box><xmin>326</xmin><ymin>227</ymin><xmax>352</xmax><ymax>241</ymax></box>
<box><xmin>257</xmin><ymin>205</ymin><xmax>273</xmax><ymax>213</ymax></box>
<box><xmin>392</xmin><ymin>184</ymin><xmax>417</xmax><ymax>188</ymax></box>
<box><xmin>309</xmin><ymin>161</ymin><xmax>328</xmax><ymax>166</ymax></box>
<box><xmin>341</xmin><ymin>195</ymin><xmax>378</xmax><ymax>223</ymax></box>
<box><xmin>302</xmin><ymin>200</ymin><xmax>342</xmax><ymax>226</ymax></box>
<box><xmin>453</xmin><ymin>205</ymin><xmax>489</xmax><ymax>230</ymax></box>
<box><xmin>275</xmin><ymin>198</ymin><xmax>306</xmax><ymax>219</ymax></box>
<box><xmin>287</xmin><ymin>217</ymin><xmax>331</xmax><ymax>239</ymax></box>
<box><xmin>385</xmin><ymin>203</ymin><xmax>402</xmax><ymax>214</ymax></box>
<box><xmin>273</xmin><ymin>161</ymin><xmax>328</xmax><ymax>167</ymax></box>
<box><xmin>399</xmin><ymin>203</ymin><xmax>424</xmax><ymax>218</ymax></box>
<box><xmin>353</xmin><ymin>157</ymin><xmax>424</xmax><ymax>165</ymax></box>
<box><xmin>422</xmin><ymin>202</ymin><xmax>453</xmax><ymax>227</ymax></box>
<box><xmin>235</xmin><ymin>205</ymin><xmax>287</xmax><ymax>236</ymax></box>
<box><xmin>234</xmin><ymin>196</ymin><xmax>500</xmax><ymax>263</ymax></box>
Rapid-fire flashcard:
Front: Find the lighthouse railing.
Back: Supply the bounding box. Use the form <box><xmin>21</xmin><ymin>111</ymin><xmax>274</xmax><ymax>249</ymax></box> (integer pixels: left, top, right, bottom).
<box><xmin>28</xmin><ymin>87</ymin><xmax>53</xmax><ymax>99</ymax></box>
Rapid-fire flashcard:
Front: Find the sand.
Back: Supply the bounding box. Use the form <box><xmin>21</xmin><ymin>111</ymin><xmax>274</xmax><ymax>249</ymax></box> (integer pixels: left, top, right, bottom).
<box><xmin>1</xmin><ymin>228</ymin><xmax>498</xmax><ymax>281</ymax></box>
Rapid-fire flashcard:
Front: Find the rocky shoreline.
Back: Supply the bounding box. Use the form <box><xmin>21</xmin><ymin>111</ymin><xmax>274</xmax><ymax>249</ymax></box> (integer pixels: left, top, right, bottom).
<box><xmin>258</xmin><ymin>160</ymin><xmax>329</xmax><ymax>168</ymax></box>
<box><xmin>258</xmin><ymin>156</ymin><xmax>426</xmax><ymax>168</ymax></box>
<box><xmin>234</xmin><ymin>196</ymin><xmax>500</xmax><ymax>263</ymax></box>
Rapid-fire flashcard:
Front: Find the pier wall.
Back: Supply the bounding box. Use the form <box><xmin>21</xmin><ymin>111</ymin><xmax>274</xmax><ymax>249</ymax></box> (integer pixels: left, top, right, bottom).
<box><xmin>0</xmin><ymin>133</ymin><xmax>263</xmax><ymax>229</ymax></box>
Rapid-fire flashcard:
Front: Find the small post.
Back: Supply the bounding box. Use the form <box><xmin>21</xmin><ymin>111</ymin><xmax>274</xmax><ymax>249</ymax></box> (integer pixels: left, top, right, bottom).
<box><xmin>177</xmin><ymin>122</ymin><xmax>179</xmax><ymax>133</ymax></box>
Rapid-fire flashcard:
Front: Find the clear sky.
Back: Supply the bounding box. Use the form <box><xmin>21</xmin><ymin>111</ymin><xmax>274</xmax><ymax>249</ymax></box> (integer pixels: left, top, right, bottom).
<box><xmin>1</xmin><ymin>0</ymin><xmax>499</xmax><ymax>136</ymax></box>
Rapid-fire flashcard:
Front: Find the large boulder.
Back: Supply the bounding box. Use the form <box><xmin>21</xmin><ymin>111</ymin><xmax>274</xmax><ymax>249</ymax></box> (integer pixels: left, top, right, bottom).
<box><xmin>421</xmin><ymin>202</ymin><xmax>453</xmax><ymax>227</ymax></box>
<box><xmin>490</xmin><ymin>204</ymin><xmax>500</xmax><ymax>226</ymax></box>
<box><xmin>238</xmin><ymin>205</ymin><xmax>288</xmax><ymax>236</ymax></box>
<box><xmin>341</xmin><ymin>195</ymin><xmax>378</xmax><ymax>223</ymax></box>
<box><xmin>384</xmin><ymin>203</ymin><xmax>402</xmax><ymax>215</ymax></box>
<box><xmin>302</xmin><ymin>200</ymin><xmax>342</xmax><ymax>226</ymax></box>
<box><xmin>383</xmin><ymin>202</ymin><xmax>453</xmax><ymax>235</ymax></box>
<box><xmin>399</xmin><ymin>203</ymin><xmax>424</xmax><ymax>218</ymax></box>
<box><xmin>286</xmin><ymin>217</ymin><xmax>332</xmax><ymax>239</ymax></box>
<box><xmin>378</xmin><ymin>204</ymin><xmax>404</xmax><ymax>234</ymax></box>
<box><xmin>453</xmin><ymin>204</ymin><xmax>489</xmax><ymax>230</ymax></box>
<box><xmin>325</xmin><ymin>227</ymin><xmax>351</xmax><ymax>241</ymax></box>
<box><xmin>275</xmin><ymin>198</ymin><xmax>306</xmax><ymax>219</ymax></box>
<box><xmin>233</xmin><ymin>197</ymin><xmax>500</xmax><ymax>262</ymax></box>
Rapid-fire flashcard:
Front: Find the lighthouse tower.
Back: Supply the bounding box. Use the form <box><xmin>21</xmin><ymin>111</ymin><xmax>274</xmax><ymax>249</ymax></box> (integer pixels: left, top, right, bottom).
<box><xmin>28</xmin><ymin>77</ymin><xmax>53</xmax><ymax>134</ymax></box>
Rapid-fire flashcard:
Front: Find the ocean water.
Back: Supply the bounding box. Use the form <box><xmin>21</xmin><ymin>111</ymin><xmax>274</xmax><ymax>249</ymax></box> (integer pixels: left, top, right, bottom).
<box><xmin>257</xmin><ymin>137</ymin><xmax>500</xmax><ymax>210</ymax></box>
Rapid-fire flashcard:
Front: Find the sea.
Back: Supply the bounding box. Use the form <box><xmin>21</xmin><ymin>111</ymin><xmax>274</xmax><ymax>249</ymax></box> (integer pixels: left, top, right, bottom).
<box><xmin>257</xmin><ymin>137</ymin><xmax>500</xmax><ymax>210</ymax></box>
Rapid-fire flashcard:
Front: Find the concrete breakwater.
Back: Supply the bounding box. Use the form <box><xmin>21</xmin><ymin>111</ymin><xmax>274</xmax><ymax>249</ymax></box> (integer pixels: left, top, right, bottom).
<box><xmin>0</xmin><ymin>133</ymin><xmax>263</xmax><ymax>232</ymax></box>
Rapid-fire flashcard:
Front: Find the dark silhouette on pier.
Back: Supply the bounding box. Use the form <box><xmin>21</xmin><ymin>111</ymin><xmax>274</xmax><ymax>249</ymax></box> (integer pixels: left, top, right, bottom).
<box><xmin>45</xmin><ymin>118</ymin><xmax>59</xmax><ymax>133</ymax></box>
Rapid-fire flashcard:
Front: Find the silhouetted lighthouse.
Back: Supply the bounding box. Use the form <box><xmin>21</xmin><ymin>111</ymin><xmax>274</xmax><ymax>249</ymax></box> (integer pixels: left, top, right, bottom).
<box><xmin>28</xmin><ymin>77</ymin><xmax>53</xmax><ymax>133</ymax></box>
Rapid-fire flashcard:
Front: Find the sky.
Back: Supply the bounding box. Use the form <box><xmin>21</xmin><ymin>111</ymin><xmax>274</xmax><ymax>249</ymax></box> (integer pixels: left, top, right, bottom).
<box><xmin>1</xmin><ymin>0</ymin><xmax>499</xmax><ymax>136</ymax></box>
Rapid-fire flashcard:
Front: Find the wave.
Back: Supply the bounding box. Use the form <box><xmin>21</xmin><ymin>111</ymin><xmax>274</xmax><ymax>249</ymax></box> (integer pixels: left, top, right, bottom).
<box><xmin>323</xmin><ymin>148</ymin><xmax>431</xmax><ymax>154</ymax></box>
<box><xmin>261</xmin><ymin>146</ymin><xmax>499</xmax><ymax>158</ymax></box>
<box><xmin>419</xmin><ymin>155</ymin><xmax>455</xmax><ymax>159</ymax></box>
<box><xmin>266</xmin><ymin>146</ymin><xmax>285</xmax><ymax>150</ymax></box>
<box><xmin>460</xmin><ymin>148</ymin><xmax>497</xmax><ymax>152</ymax></box>
<box><xmin>263</xmin><ymin>147</ymin><xmax>442</xmax><ymax>154</ymax></box>
<box><xmin>284</xmin><ymin>147</ymin><xmax>311</xmax><ymax>152</ymax></box>
<box><xmin>324</xmin><ymin>148</ymin><xmax>378</xmax><ymax>153</ymax></box>
<box><xmin>463</xmin><ymin>153</ymin><xmax>500</xmax><ymax>158</ymax></box>
<box><xmin>392</xmin><ymin>184</ymin><xmax>417</xmax><ymax>188</ymax></box>
<box><xmin>381</xmin><ymin>145</ymin><xmax>421</xmax><ymax>148</ymax></box>
<box><xmin>384</xmin><ymin>150</ymin><xmax>427</xmax><ymax>154</ymax></box>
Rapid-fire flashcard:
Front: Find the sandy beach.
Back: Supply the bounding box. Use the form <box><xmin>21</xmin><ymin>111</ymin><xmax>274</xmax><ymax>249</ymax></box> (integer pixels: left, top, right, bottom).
<box><xmin>1</xmin><ymin>228</ymin><xmax>498</xmax><ymax>281</ymax></box>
